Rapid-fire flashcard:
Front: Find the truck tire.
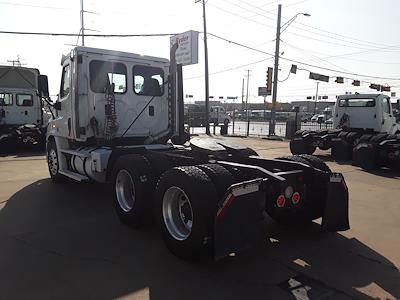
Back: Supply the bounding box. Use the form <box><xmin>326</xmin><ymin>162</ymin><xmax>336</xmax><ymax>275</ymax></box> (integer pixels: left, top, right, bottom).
<box><xmin>298</xmin><ymin>154</ymin><xmax>331</xmax><ymax>172</ymax></box>
<box><xmin>370</xmin><ymin>133</ymin><xmax>387</xmax><ymax>144</ymax></box>
<box><xmin>197</xmin><ymin>164</ymin><xmax>235</xmax><ymax>198</ymax></box>
<box><xmin>338</xmin><ymin>131</ymin><xmax>348</xmax><ymax>139</ymax></box>
<box><xmin>145</xmin><ymin>152</ymin><xmax>172</xmax><ymax>182</ymax></box>
<box><xmin>155</xmin><ymin>166</ymin><xmax>218</xmax><ymax>260</ymax></box>
<box><xmin>112</xmin><ymin>154</ymin><xmax>155</xmax><ymax>228</ymax></box>
<box><xmin>357</xmin><ymin>134</ymin><xmax>373</xmax><ymax>144</ymax></box>
<box><xmin>294</xmin><ymin>130</ymin><xmax>306</xmax><ymax>137</ymax></box>
<box><xmin>269</xmin><ymin>155</ymin><xmax>328</xmax><ymax>225</ymax></box>
<box><xmin>346</xmin><ymin>132</ymin><xmax>361</xmax><ymax>145</ymax></box>
<box><xmin>46</xmin><ymin>140</ymin><xmax>66</xmax><ymax>183</ymax></box>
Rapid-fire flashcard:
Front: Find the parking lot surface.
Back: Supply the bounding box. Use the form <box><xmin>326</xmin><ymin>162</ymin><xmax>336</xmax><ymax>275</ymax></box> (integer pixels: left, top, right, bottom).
<box><xmin>0</xmin><ymin>138</ymin><xmax>399</xmax><ymax>300</ymax></box>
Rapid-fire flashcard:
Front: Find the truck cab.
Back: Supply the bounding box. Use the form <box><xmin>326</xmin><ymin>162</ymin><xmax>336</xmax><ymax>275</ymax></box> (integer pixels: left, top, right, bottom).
<box><xmin>0</xmin><ymin>66</ymin><xmax>49</xmax><ymax>149</ymax></box>
<box><xmin>210</xmin><ymin>105</ymin><xmax>231</xmax><ymax>125</ymax></box>
<box><xmin>0</xmin><ymin>67</ymin><xmax>42</xmax><ymax>127</ymax></box>
<box><xmin>49</xmin><ymin>47</ymin><xmax>171</xmax><ymax>144</ymax></box>
<box><xmin>333</xmin><ymin>93</ymin><xmax>400</xmax><ymax>134</ymax></box>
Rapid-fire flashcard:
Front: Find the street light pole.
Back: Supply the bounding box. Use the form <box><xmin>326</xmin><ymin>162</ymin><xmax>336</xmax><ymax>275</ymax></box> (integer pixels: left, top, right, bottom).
<box><xmin>269</xmin><ymin>4</ymin><xmax>282</xmax><ymax>136</ymax></box>
<box><xmin>269</xmin><ymin>6</ymin><xmax>310</xmax><ymax>136</ymax></box>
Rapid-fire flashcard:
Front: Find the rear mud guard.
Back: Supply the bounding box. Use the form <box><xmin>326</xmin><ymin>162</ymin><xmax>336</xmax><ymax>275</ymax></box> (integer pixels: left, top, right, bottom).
<box><xmin>331</xmin><ymin>138</ymin><xmax>351</xmax><ymax>161</ymax></box>
<box><xmin>321</xmin><ymin>173</ymin><xmax>350</xmax><ymax>232</ymax></box>
<box><xmin>352</xmin><ymin>143</ymin><xmax>377</xmax><ymax>170</ymax></box>
<box><xmin>290</xmin><ymin>138</ymin><xmax>308</xmax><ymax>154</ymax></box>
<box><xmin>214</xmin><ymin>179</ymin><xmax>266</xmax><ymax>260</ymax></box>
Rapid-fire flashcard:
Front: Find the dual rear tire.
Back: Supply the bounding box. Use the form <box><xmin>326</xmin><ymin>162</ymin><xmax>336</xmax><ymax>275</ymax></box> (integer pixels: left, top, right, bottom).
<box><xmin>112</xmin><ymin>157</ymin><xmax>232</xmax><ymax>260</ymax></box>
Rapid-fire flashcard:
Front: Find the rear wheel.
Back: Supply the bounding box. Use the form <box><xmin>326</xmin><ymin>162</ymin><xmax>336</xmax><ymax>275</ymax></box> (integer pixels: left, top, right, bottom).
<box><xmin>370</xmin><ymin>133</ymin><xmax>387</xmax><ymax>144</ymax></box>
<box><xmin>298</xmin><ymin>154</ymin><xmax>331</xmax><ymax>172</ymax></box>
<box><xmin>112</xmin><ymin>154</ymin><xmax>155</xmax><ymax>228</ymax></box>
<box><xmin>155</xmin><ymin>166</ymin><xmax>218</xmax><ymax>260</ymax></box>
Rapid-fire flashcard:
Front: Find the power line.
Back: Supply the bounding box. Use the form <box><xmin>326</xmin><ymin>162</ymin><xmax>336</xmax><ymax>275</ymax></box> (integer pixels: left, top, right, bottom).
<box><xmin>0</xmin><ymin>30</ymin><xmax>176</xmax><ymax>37</ymax></box>
<box><xmin>228</xmin><ymin>0</ymin><xmax>400</xmax><ymax>50</ymax></box>
<box><xmin>207</xmin><ymin>32</ymin><xmax>400</xmax><ymax>81</ymax></box>
<box><xmin>185</xmin><ymin>57</ymin><xmax>272</xmax><ymax>80</ymax></box>
<box><xmin>0</xmin><ymin>1</ymin><xmax>72</xmax><ymax>10</ymax></box>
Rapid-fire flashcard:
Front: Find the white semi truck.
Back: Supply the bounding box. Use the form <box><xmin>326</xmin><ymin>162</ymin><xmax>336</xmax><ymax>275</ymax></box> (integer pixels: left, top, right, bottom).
<box><xmin>0</xmin><ymin>66</ymin><xmax>51</xmax><ymax>151</ymax></box>
<box><xmin>290</xmin><ymin>93</ymin><xmax>400</xmax><ymax>169</ymax></box>
<box><xmin>45</xmin><ymin>45</ymin><xmax>350</xmax><ymax>260</ymax></box>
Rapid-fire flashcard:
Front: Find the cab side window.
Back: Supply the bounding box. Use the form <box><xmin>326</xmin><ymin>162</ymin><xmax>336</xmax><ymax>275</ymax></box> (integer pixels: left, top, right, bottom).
<box><xmin>0</xmin><ymin>93</ymin><xmax>13</xmax><ymax>105</ymax></box>
<box><xmin>60</xmin><ymin>65</ymin><xmax>71</xmax><ymax>98</ymax></box>
<box><xmin>90</xmin><ymin>60</ymin><xmax>127</xmax><ymax>94</ymax></box>
<box><xmin>17</xmin><ymin>94</ymin><xmax>33</xmax><ymax>106</ymax></box>
<box><xmin>133</xmin><ymin>65</ymin><xmax>164</xmax><ymax>96</ymax></box>
<box><xmin>382</xmin><ymin>97</ymin><xmax>391</xmax><ymax>114</ymax></box>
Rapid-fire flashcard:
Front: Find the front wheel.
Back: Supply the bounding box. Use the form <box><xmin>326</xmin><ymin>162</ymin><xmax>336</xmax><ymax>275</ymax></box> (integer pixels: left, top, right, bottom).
<box><xmin>46</xmin><ymin>140</ymin><xmax>66</xmax><ymax>183</ymax></box>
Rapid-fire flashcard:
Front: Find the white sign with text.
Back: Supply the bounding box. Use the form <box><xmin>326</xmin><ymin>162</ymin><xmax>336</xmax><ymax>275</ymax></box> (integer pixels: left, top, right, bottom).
<box><xmin>170</xmin><ymin>30</ymin><xmax>199</xmax><ymax>66</ymax></box>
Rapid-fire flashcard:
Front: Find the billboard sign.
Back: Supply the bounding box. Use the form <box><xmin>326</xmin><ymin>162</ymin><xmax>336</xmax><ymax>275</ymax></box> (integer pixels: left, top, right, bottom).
<box><xmin>170</xmin><ymin>30</ymin><xmax>199</xmax><ymax>66</ymax></box>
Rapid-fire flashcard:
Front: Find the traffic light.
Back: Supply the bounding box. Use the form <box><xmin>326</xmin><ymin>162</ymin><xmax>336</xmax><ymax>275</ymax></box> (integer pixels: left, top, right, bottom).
<box><xmin>352</xmin><ymin>80</ymin><xmax>360</xmax><ymax>86</ymax></box>
<box><xmin>266</xmin><ymin>67</ymin><xmax>273</xmax><ymax>94</ymax></box>
<box><xmin>335</xmin><ymin>77</ymin><xmax>344</xmax><ymax>83</ymax></box>
<box><xmin>381</xmin><ymin>86</ymin><xmax>391</xmax><ymax>92</ymax></box>
<box><xmin>369</xmin><ymin>84</ymin><xmax>380</xmax><ymax>91</ymax></box>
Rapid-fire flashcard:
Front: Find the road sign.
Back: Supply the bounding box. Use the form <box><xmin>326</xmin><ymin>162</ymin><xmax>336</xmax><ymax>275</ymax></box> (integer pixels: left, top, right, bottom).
<box><xmin>170</xmin><ymin>30</ymin><xmax>199</xmax><ymax>66</ymax></box>
<box><xmin>309</xmin><ymin>72</ymin><xmax>329</xmax><ymax>82</ymax></box>
<box><xmin>258</xmin><ymin>86</ymin><xmax>271</xmax><ymax>96</ymax></box>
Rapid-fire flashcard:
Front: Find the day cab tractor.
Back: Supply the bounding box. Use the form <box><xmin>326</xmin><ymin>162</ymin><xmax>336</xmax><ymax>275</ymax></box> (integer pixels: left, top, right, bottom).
<box><xmin>45</xmin><ymin>45</ymin><xmax>350</xmax><ymax>260</ymax></box>
<box><xmin>290</xmin><ymin>93</ymin><xmax>400</xmax><ymax>169</ymax></box>
<box><xmin>0</xmin><ymin>66</ymin><xmax>51</xmax><ymax>151</ymax></box>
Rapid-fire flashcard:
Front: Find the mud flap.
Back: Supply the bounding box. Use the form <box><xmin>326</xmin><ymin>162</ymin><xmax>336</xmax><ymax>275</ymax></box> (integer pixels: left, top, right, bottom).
<box><xmin>214</xmin><ymin>179</ymin><xmax>266</xmax><ymax>260</ymax></box>
<box><xmin>352</xmin><ymin>143</ymin><xmax>377</xmax><ymax>170</ymax></box>
<box><xmin>290</xmin><ymin>138</ymin><xmax>308</xmax><ymax>154</ymax></box>
<box><xmin>331</xmin><ymin>138</ymin><xmax>351</xmax><ymax>161</ymax></box>
<box><xmin>321</xmin><ymin>173</ymin><xmax>350</xmax><ymax>232</ymax></box>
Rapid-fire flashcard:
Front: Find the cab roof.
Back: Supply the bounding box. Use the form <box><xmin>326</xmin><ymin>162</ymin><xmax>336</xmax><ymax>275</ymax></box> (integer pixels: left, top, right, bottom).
<box><xmin>73</xmin><ymin>46</ymin><xmax>169</xmax><ymax>64</ymax></box>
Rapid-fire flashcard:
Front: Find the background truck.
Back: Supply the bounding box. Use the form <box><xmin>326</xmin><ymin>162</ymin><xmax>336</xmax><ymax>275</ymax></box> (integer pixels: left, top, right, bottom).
<box><xmin>184</xmin><ymin>104</ymin><xmax>231</xmax><ymax>127</ymax></box>
<box><xmin>290</xmin><ymin>93</ymin><xmax>400</xmax><ymax>168</ymax></box>
<box><xmin>0</xmin><ymin>66</ymin><xmax>51</xmax><ymax>151</ymax></box>
<box><xmin>45</xmin><ymin>45</ymin><xmax>349</xmax><ymax>260</ymax></box>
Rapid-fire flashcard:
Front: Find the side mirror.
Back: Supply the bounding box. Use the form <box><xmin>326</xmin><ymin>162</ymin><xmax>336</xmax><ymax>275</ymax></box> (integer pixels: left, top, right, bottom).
<box><xmin>38</xmin><ymin>75</ymin><xmax>49</xmax><ymax>98</ymax></box>
<box><xmin>54</xmin><ymin>101</ymin><xmax>61</xmax><ymax>111</ymax></box>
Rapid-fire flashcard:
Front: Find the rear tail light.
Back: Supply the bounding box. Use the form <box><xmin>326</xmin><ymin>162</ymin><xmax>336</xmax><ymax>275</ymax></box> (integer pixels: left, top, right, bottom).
<box><xmin>292</xmin><ymin>192</ymin><xmax>300</xmax><ymax>204</ymax></box>
<box><xmin>276</xmin><ymin>195</ymin><xmax>285</xmax><ymax>207</ymax></box>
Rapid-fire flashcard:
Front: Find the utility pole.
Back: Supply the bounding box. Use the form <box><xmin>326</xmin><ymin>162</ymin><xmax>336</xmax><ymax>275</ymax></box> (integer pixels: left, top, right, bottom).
<box><xmin>269</xmin><ymin>4</ymin><xmax>282</xmax><ymax>136</ymax></box>
<box><xmin>313</xmin><ymin>82</ymin><xmax>319</xmax><ymax>114</ymax></box>
<box><xmin>80</xmin><ymin>0</ymin><xmax>85</xmax><ymax>46</ymax></box>
<box><xmin>241</xmin><ymin>78</ymin><xmax>245</xmax><ymax>111</ymax></box>
<box><xmin>197</xmin><ymin>0</ymin><xmax>210</xmax><ymax>135</ymax></box>
<box><xmin>245</xmin><ymin>70</ymin><xmax>251</xmax><ymax>136</ymax></box>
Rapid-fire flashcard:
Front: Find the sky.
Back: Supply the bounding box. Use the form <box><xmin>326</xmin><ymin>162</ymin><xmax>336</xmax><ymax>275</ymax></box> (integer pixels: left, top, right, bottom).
<box><xmin>0</xmin><ymin>0</ymin><xmax>400</xmax><ymax>105</ymax></box>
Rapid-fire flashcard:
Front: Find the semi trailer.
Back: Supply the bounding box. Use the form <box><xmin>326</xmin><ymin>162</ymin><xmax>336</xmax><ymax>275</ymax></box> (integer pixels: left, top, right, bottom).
<box><xmin>45</xmin><ymin>44</ymin><xmax>350</xmax><ymax>260</ymax></box>
<box><xmin>0</xmin><ymin>66</ymin><xmax>51</xmax><ymax>151</ymax></box>
<box><xmin>290</xmin><ymin>93</ymin><xmax>400</xmax><ymax>169</ymax></box>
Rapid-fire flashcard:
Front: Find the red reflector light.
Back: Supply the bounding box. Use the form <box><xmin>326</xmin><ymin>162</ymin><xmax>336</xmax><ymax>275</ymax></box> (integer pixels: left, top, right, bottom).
<box><xmin>297</xmin><ymin>175</ymin><xmax>304</xmax><ymax>182</ymax></box>
<box><xmin>276</xmin><ymin>195</ymin><xmax>285</xmax><ymax>207</ymax></box>
<box><xmin>292</xmin><ymin>192</ymin><xmax>300</xmax><ymax>204</ymax></box>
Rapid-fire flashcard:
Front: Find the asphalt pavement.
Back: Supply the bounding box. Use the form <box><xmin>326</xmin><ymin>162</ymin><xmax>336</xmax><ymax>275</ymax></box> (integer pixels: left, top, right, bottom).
<box><xmin>0</xmin><ymin>138</ymin><xmax>399</xmax><ymax>300</ymax></box>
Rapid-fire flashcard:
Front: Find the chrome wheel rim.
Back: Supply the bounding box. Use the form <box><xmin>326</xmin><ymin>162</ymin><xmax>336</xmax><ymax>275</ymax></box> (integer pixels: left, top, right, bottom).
<box><xmin>48</xmin><ymin>149</ymin><xmax>58</xmax><ymax>176</ymax></box>
<box><xmin>115</xmin><ymin>170</ymin><xmax>135</xmax><ymax>212</ymax></box>
<box><xmin>162</xmin><ymin>186</ymin><xmax>193</xmax><ymax>241</ymax></box>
